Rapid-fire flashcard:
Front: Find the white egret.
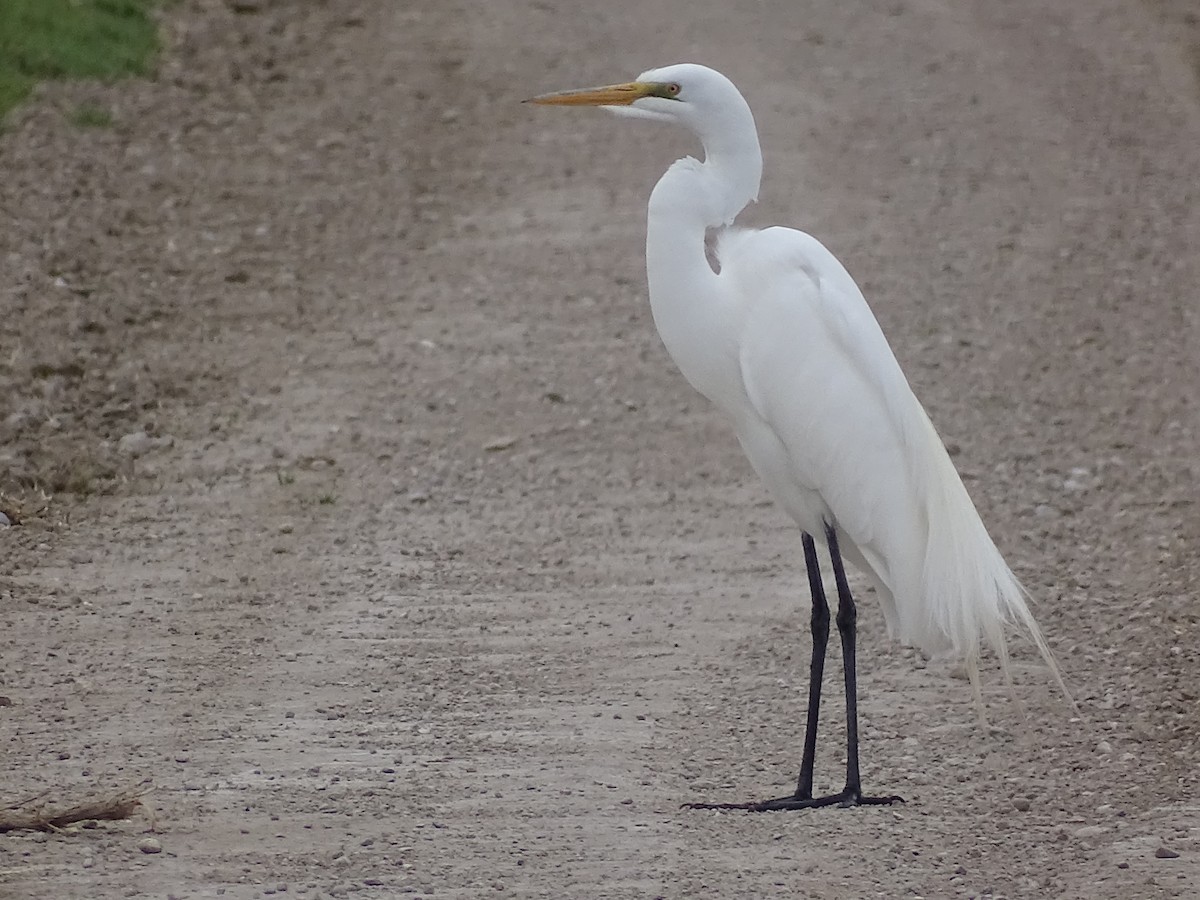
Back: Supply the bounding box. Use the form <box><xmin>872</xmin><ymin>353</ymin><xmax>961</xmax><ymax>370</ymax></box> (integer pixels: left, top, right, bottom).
<box><xmin>529</xmin><ymin>64</ymin><xmax>1064</xmax><ymax>812</ymax></box>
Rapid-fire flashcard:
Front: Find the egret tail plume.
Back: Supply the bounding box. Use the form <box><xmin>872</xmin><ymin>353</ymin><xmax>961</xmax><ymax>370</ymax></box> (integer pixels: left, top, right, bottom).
<box><xmin>911</xmin><ymin>407</ymin><xmax>1071</xmax><ymax>704</ymax></box>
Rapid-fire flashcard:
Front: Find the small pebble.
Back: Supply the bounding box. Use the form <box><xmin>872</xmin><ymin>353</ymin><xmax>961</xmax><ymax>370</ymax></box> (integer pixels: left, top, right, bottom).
<box><xmin>0</xmin><ymin>512</ymin><xmax>10</xmax><ymax>527</ymax></box>
<box><xmin>1013</xmin><ymin>798</ymin><xmax>1031</xmax><ymax>812</ymax></box>
<box><xmin>118</xmin><ymin>431</ymin><xmax>154</xmax><ymax>457</ymax></box>
<box><xmin>483</xmin><ymin>435</ymin><xmax>517</xmax><ymax>452</ymax></box>
<box><xmin>1154</xmin><ymin>847</ymin><xmax>1180</xmax><ymax>859</ymax></box>
<box><xmin>1096</xmin><ymin>740</ymin><xmax>1113</xmax><ymax>754</ymax></box>
<box><xmin>137</xmin><ymin>837</ymin><xmax>162</xmax><ymax>854</ymax></box>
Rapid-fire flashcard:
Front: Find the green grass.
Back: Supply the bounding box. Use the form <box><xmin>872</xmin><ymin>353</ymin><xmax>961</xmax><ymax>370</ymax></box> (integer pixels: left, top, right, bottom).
<box><xmin>0</xmin><ymin>0</ymin><xmax>161</xmax><ymax>120</ymax></box>
<box><xmin>70</xmin><ymin>101</ymin><xmax>115</xmax><ymax>128</ymax></box>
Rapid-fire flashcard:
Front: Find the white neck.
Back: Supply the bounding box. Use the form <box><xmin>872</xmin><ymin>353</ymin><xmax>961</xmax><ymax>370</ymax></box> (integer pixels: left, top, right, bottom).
<box><xmin>649</xmin><ymin>118</ymin><xmax>762</xmax><ymax>229</ymax></box>
<box><xmin>643</xmin><ymin>123</ymin><xmax>762</xmax><ymax>412</ymax></box>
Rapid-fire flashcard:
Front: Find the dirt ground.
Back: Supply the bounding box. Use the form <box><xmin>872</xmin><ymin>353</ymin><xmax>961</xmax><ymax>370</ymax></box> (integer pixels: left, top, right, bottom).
<box><xmin>2</xmin><ymin>0</ymin><xmax>1198</xmax><ymax>897</ymax></box>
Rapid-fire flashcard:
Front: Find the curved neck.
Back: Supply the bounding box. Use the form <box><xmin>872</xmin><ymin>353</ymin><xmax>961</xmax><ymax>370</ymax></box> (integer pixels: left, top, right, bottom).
<box><xmin>648</xmin><ymin>121</ymin><xmax>763</xmax><ymax>231</ymax></box>
<box><xmin>643</xmin><ymin>118</ymin><xmax>763</xmax><ymax>314</ymax></box>
<box><xmin>698</xmin><ymin>122</ymin><xmax>763</xmax><ymax>227</ymax></box>
<box><xmin>643</xmin><ymin>127</ymin><xmax>762</xmax><ymax>412</ymax></box>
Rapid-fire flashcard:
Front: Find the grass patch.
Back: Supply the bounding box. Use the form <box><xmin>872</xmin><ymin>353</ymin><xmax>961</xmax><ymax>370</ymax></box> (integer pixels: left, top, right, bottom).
<box><xmin>70</xmin><ymin>101</ymin><xmax>115</xmax><ymax>128</ymax></box>
<box><xmin>0</xmin><ymin>0</ymin><xmax>162</xmax><ymax>120</ymax></box>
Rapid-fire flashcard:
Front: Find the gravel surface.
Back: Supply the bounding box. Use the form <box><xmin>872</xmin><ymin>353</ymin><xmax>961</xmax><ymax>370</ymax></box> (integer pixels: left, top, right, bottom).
<box><xmin>1</xmin><ymin>1</ymin><xmax>1197</xmax><ymax>897</ymax></box>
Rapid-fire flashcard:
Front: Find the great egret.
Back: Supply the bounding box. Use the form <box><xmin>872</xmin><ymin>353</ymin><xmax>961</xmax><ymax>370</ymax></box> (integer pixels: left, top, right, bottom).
<box><xmin>528</xmin><ymin>64</ymin><xmax>1064</xmax><ymax>812</ymax></box>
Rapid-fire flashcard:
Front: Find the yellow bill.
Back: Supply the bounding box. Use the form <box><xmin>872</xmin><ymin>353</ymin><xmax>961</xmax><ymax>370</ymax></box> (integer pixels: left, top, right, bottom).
<box><xmin>526</xmin><ymin>81</ymin><xmax>673</xmax><ymax>106</ymax></box>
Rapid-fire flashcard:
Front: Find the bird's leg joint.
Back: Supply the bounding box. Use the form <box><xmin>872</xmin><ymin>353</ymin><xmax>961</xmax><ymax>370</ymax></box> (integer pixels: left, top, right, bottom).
<box><xmin>824</xmin><ymin>523</ymin><xmax>856</xmax><ymax>634</ymax></box>
<box><xmin>835</xmin><ymin>598</ymin><xmax>856</xmax><ymax>633</ymax></box>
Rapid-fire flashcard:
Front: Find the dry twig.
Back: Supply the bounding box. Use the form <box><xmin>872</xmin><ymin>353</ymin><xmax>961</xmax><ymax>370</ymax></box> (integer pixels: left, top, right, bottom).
<box><xmin>0</xmin><ymin>792</ymin><xmax>144</xmax><ymax>834</ymax></box>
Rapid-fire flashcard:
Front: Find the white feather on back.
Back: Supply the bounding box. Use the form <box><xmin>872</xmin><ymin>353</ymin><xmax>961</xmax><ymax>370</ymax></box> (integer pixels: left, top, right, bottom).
<box><xmin>714</xmin><ymin>226</ymin><xmax>1064</xmax><ymax>692</ymax></box>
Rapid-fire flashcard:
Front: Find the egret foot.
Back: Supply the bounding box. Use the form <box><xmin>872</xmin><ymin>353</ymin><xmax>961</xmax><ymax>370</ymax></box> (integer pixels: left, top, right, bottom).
<box><xmin>684</xmin><ymin>790</ymin><xmax>903</xmax><ymax>812</ymax></box>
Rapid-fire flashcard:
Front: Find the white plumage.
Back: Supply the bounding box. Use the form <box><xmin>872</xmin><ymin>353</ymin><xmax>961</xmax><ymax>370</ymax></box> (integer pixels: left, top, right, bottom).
<box><xmin>635</xmin><ymin>65</ymin><xmax>1057</xmax><ymax>673</ymax></box>
<box><xmin>531</xmin><ymin>62</ymin><xmax>1063</xmax><ymax>810</ymax></box>
<box><xmin>709</xmin><ymin>224</ymin><xmax>1043</xmax><ymax>667</ymax></box>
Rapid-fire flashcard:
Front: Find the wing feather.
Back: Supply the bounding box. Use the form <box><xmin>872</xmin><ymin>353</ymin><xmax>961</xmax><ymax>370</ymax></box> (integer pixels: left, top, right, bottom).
<box><xmin>716</xmin><ymin>226</ymin><xmax>1064</xmax><ymax>690</ymax></box>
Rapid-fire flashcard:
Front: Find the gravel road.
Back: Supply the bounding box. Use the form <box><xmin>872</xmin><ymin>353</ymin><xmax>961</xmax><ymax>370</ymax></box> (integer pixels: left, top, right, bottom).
<box><xmin>1</xmin><ymin>1</ymin><xmax>1197</xmax><ymax>896</ymax></box>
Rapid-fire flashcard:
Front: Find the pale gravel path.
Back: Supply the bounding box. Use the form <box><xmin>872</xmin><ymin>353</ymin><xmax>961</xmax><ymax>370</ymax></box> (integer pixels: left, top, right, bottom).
<box><xmin>1</xmin><ymin>1</ymin><xmax>1197</xmax><ymax>897</ymax></box>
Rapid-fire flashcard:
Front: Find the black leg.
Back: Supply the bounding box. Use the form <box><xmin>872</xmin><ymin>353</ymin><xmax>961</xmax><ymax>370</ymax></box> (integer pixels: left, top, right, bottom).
<box><xmin>796</xmin><ymin>532</ymin><xmax>829</xmax><ymax>801</ymax></box>
<box><xmin>683</xmin><ymin>523</ymin><xmax>903</xmax><ymax>812</ymax></box>
<box><xmin>826</xmin><ymin>523</ymin><xmax>865</xmax><ymax>800</ymax></box>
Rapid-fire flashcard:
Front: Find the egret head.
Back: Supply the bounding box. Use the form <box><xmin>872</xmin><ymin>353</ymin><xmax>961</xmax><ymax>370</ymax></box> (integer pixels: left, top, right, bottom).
<box><xmin>528</xmin><ymin>63</ymin><xmax>753</xmax><ymax>142</ymax></box>
<box><xmin>529</xmin><ymin>63</ymin><xmax>763</xmax><ymax>222</ymax></box>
